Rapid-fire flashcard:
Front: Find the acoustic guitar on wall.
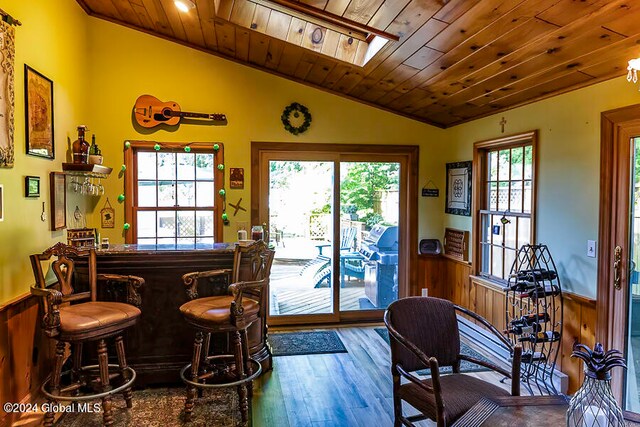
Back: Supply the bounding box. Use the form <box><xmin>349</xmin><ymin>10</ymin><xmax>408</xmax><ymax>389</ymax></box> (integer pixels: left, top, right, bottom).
<box><xmin>133</xmin><ymin>95</ymin><xmax>227</xmax><ymax>128</ymax></box>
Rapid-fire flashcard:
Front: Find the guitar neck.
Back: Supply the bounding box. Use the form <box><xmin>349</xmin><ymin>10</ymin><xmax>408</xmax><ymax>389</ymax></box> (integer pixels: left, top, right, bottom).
<box><xmin>170</xmin><ymin>110</ymin><xmax>227</xmax><ymax>121</ymax></box>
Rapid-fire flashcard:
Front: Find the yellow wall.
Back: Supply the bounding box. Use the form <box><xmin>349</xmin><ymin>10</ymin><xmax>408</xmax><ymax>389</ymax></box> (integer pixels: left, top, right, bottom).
<box><xmin>445</xmin><ymin>76</ymin><xmax>640</xmax><ymax>298</ymax></box>
<box><xmin>85</xmin><ymin>18</ymin><xmax>448</xmax><ymax>244</ymax></box>
<box><xmin>4</xmin><ymin>0</ymin><xmax>639</xmax><ymax>304</ymax></box>
<box><xmin>0</xmin><ymin>0</ymin><xmax>90</xmax><ymax>303</ymax></box>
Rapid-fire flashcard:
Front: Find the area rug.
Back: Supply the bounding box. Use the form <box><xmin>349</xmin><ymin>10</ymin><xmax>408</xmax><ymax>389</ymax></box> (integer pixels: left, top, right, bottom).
<box><xmin>374</xmin><ymin>327</ymin><xmax>490</xmax><ymax>374</ymax></box>
<box><xmin>268</xmin><ymin>331</ymin><xmax>348</xmax><ymax>356</ymax></box>
<box><xmin>57</xmin><ymin>387</ymin><xmax>240</xmax><ymax>427</ymax></box>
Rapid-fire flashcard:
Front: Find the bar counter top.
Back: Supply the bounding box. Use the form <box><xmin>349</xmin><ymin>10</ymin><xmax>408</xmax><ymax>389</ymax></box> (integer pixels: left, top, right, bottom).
<box><xmin>96</xmin><ymin>242</ymin><xmax>235</xmax><ymax>254</ymax></box>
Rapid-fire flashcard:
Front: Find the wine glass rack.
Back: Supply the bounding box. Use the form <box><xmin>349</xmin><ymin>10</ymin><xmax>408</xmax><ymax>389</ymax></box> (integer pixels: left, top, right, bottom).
<box><xmin>504</xmin><ymin>244</ymin><xmax>563</xmax><ymax>395</ymax></box>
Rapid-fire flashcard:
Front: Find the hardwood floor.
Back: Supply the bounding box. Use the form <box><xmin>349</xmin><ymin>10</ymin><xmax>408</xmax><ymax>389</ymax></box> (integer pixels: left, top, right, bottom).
<box><xmin>252</xmin><ymin>326</ymin><xmax>516</xmax><ymax>427</ymax></box>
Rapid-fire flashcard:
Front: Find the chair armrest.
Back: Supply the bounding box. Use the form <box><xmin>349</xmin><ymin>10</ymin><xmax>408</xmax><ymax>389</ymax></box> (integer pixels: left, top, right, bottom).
<box><xmin>30</xmin><ymin>285</ymin><xmax>63</xmax><ymax>337</ymax></box>
<box><xmin>396</xmin><ymin>362</ymin><xmax>436</xmax><ymax>394</ymax></box>
<box><xmin>458</xmin><ymin>354</ymin><xmax>511</xmax><ymax>378</ymax></box>
<box><xmin>97</xmin><ymin>274</ymin><xmax>145</xmax><ymax>307</ymax></box>
<box><xmin>229</xmin><ymin>279</ymin><xmax>268</xmax><ymax>318</ymax></box>
<box><xmin>315</xmin><ymin>243</ymin><xmax>330</xmax><ymax>256</ymax></box>
<box><xmin>182</xmin><ymin>269</ymin><xmax>232</xmax><ymax>300</ymax></box>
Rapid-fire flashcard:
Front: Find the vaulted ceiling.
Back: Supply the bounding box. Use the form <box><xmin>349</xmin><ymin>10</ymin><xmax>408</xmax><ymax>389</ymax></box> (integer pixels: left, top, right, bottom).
<box><xmin>76</xmin><ymin>0</ymin><xmax>640</xmax><ymax>127</ymax></box>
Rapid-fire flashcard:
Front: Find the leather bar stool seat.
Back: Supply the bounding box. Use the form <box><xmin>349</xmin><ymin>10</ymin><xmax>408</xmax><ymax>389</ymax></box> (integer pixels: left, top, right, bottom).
<box><xmin>59</xmin><ymin>301</ymin><xmax>141</xmax><ymax>339</ymax></box>
<box><xmin>180</xmin><ymin>296</ymin><xmax>258</xmax><ymax>328</ymax></box>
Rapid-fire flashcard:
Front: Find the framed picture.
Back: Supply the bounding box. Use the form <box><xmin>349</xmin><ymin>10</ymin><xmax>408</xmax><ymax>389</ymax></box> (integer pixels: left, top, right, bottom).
<box><xmin>100</xmin><ymin>198</ymin><xmax>115</xmax><ymax>228</ymax></box>
<box><xmin>25</xmin><ymin>65</ymin><xmax>54</xmax><ymax>159</ymax></box>
<box><xmin>230</xmin><ymin>167</ymin><xmax>244</xmax><ymax>189</ymax></box>
<box><xmin>445</xmin><ymin>161</ymin><xmax>472</xmax><ymax>216</ymax></box>
<box><xmin>0</xmin><ymin>184</ymin><xmax>4</xmax><ymax>221</ymax></box>
<box><xmin>24</xmin><ymin>175</ymin><xmax>40</xmax><ymax>197</ymax></box>
<box><xmin>49</xmin><ymin>172</ymin><xmax>65</xmax><ymax>230</ymax></box>
<box><xmin>0</xmin><ymin>21</ymin><xmax>16</xmax><ymax>168</ymax></box>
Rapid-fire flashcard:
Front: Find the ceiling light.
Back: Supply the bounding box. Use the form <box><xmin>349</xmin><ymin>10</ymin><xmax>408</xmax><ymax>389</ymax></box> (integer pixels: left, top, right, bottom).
<box><xmin>627</xmin><ymin>58</ymin><xmax>640</xmax><ymax>86</ymax></box>
<box><xmin>174</xmin><ymin>0</ymin><xmax>195</xmax><ymax>12</ymax></box>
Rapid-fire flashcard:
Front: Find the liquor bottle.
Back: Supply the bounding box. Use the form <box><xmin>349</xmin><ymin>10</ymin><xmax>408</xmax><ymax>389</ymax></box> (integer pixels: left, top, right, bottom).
<box><xmin>509</xmin><ymin>312</ymin><xmax>549</xmax><ymax>327</ymax></box>
<box><xmin>512</xmin><ymin>269</ymin><xmax>557</xmax><ymax>282</ymax></box>
<box><xmin>526</xmin><ymin>284</ymin><xmax>561</xmax><ymax>299</ymax></box>
<box><xmin>518</xmin><ymin>330</ymin><xmax>561</xmax><ymax>343</ymax></box>
<box><xmin>507</xmin><ymin>322</ymin><xmax>542</xmax><ymax>335</ymax></box>
<box><xmin>521</xmin><ymin>350</ymin><xmax>546</xmax><ymax>364</ymax></box>
<box><xmin>72</xmin><ymin>125</ymin><xmax>90</xmax><ymax>164</ymax></box>
<box><xmin>503</xmin><ymin>280</ymin><xmax>536</xmax><ymax>292</ymax></box>
<box><xmin>88</xmin><ymin>134</ymin><xmax>103</xmax><ymax>165</ymax></box>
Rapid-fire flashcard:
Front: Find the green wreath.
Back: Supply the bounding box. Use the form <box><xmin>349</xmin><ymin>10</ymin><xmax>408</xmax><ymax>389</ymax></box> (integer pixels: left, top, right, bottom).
<box><xmin>281</xmin><ymin>102</ymin><xmax>312</xmax><ymax>135</ymax></box>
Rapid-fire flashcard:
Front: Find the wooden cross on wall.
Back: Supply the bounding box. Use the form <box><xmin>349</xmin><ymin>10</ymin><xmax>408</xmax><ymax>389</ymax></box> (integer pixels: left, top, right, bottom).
<box><xmin>500</xmin><ymin>117</ymin><xmax>507</xmax><ymax>133</ymax></box>
<box><xmin>229</xmin><ymin>198</ymin><xmax>247</xmax><ymax>216</ymax></box>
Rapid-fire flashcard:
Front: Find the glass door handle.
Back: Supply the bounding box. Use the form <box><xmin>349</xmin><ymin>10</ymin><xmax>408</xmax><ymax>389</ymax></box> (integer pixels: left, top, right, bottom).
<box><xmin>614</xmin><ymin>245</ymin><xmax>622</xmax><ymax>290</ymax></box>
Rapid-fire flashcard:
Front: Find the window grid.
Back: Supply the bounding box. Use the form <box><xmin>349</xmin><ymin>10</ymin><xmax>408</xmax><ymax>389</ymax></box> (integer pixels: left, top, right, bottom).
<box><xmin>479</xmin><ymin>142</ymin><xmax>534</xmax><ymax>282</ymax></box>
<box><xmin>124</xmin><ymin>142</ymin><xmax>223</xmax><ymax>245</ymax></box>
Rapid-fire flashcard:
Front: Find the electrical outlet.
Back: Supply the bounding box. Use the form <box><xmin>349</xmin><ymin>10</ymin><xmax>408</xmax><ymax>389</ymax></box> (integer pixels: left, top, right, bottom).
<box><xmin>421</xmin><ymin>288</ymin><xmax>428</xmax><ymax>297</ymax></box>
<box><xmin>587</xmin><ymin>240</ymin><xmax>597</xmax><ymax>258</ymax></box>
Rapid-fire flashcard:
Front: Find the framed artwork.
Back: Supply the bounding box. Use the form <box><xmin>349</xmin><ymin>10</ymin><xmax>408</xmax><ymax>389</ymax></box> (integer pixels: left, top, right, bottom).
<box><xmin>100</xmin><ymin>198</ymin><xmax>115</xmax><ymax>228</ymax></box>
<box><xmin>445</xmin><ymin>161</ymin><xmax>472</xmax><ymax>216</ymax></box>
<box><xmin>0</xmin><ymin>184</ymin><xmax>4</xmax><ymax>221</ymax></box>
<box><xmin>25</xmin><ymin>65</ymin><xmax>54</xmax><ymax>159</ymax></box>
<box><xmin>49</xmin><ymin>172</ymin><xmax>65</xmax><ymax>230</ymax></box>
<box><xmin>24</xmin><ymin>175</ymin><xmax>40</xmax><ymax>197</ymax></box>
<box><xmin>0</xmin><ymin>21</ymin><xmax>15</xmax><ymax>167</ymax></box>
<box><xmin>230</xmin><ymin>167</ymin><xmax>244</xmax><ymax>189</ymax></box>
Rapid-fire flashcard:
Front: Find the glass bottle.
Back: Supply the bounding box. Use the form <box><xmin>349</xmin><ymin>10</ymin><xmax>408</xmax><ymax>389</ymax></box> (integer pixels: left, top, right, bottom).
<box><xmin>251</xmin><ymin>225</ymin><xmax>264</xmax><ymax>241</ymax></box>
<box><xmin>72</xmin><ymin>125</ymin><xmax>90</xmax><ymax>164</ymax></box>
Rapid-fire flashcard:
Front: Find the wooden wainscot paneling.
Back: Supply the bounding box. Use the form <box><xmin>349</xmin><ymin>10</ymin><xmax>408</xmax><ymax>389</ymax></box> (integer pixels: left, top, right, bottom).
<box><xmin>0</xmin><ymin>293</ymin><xmax>53</xmax><ymax>426</ymax></box>
<box><xmin>418</xmin><ymin>256</ymin><xmax>596</xmax><ymax>394</ymax></box>
<box><xmin>467</xmin><ymin>275</ymin><xmax>596</xmax><ymax>394</ymax></box>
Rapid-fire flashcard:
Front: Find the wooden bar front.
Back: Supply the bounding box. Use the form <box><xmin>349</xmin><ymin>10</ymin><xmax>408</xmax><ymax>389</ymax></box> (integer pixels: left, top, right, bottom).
<box><xmin>73</xmin><ymin>244</ymin><xmax>272</xmax><ymax>385</ymax></box>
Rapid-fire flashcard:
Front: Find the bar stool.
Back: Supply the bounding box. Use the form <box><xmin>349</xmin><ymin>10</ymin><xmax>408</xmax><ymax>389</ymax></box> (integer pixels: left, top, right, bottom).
<box><xmin>179</xmin><ymin>240</ymin><xmax>274</xmax><ymax>424</ymax></box>
<box><xmin>30</xmin><ymin>243</ymin><xmax>144</xmax><ymax>426</ymax></box>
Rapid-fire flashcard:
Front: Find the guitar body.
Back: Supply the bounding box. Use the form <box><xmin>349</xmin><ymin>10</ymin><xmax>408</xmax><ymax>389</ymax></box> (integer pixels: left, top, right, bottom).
<box><xmin>134</xmin><ymin>95</ymin><xmax>181</xmax><ymax>128</ymax></box>
<box><xmin>133</xmin><ymin>94</ymin><xmax>227</xmax><ymax>128</ymax></box>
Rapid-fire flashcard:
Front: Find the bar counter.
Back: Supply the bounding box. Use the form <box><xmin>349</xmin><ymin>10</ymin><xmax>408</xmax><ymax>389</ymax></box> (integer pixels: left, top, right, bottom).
<box><xmin>75</xmin><ymin>243</ymin><xmax>272</xmax><ymax>385</ymax></box>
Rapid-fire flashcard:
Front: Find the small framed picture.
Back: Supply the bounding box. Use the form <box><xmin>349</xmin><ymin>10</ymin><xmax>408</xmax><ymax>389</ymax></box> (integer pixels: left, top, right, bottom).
<box><xmin>445</xmin><ymin>161</ymin><xmax>472</xmax><ymax>216</ymax></box>
<box><xmin>25</xmin><ymin>65</ymin><xmax>54</xmax><ymax>159</ymax></box>
<box><xmin>49</xmin><ymin>172</ymin><xmax>66</xmax><ymax>230</ymax></box>
<box><xmin>230</xmin><ymin>168</ymin><xmax>244</xmax><ymax>189</ymax></box>
<box><xmin>24</xmin><ymin>175</ymin><xmax>40</xmax><ymax>197</ymax></box>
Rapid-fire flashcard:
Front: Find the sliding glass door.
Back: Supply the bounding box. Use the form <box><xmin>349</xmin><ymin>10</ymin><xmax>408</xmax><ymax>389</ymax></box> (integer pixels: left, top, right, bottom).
<box><xmin>254</xmin><ymin>144</ymin><xmax>415</xmax><ymax>325</ymax></box>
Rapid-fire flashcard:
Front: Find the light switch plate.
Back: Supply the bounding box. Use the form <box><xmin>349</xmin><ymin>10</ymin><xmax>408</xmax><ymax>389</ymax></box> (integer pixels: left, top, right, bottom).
<box><xmin>587</xmin><ymin>240</ymin><xmax>597</xmax><ymax>258</ymax></box>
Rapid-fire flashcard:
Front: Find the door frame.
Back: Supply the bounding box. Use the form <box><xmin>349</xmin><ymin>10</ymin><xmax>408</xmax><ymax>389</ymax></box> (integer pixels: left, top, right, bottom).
<box><xmin>598</xmin><ymin>104</ymin><xmax>640</xmax><ymax>400</ymax></box>
<box><xmin>251</xmin><ymin>142</ymin><xmax>419</xmax><ymax>325</ymax></box>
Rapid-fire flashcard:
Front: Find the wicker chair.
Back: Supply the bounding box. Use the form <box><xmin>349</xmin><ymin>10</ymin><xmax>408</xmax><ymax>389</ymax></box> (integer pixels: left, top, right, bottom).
<box><xmin>384</xmin><ymin>297</ymin><xmax>522</xmax><ymax>427</ymax></box>
<box><xmin>30</xmin><ymin>243</ymin><xmax>144</xmax><ymax>426</ymax></box>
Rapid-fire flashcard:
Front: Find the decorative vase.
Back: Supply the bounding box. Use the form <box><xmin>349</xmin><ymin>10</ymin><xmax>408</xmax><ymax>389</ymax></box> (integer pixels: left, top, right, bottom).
<box><xmin>566</xmin><ymin>343</ymin><xmax>626</xmax><ymax>427</ymax></box>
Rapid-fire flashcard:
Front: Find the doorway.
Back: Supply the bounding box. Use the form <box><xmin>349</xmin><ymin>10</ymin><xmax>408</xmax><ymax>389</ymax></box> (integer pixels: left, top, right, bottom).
<box><xmin>251</xmin><ymin>143</ymin><xmax>418</xmax><ymax>325</ymax></box>
<box><xmin>598</xmin><ymin>104</ymin><xmax>640</xmax><ymax>408</ymax></box>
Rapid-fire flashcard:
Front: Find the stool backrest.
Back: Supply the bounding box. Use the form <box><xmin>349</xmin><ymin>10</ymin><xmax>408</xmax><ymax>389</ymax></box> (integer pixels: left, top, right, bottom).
<box><xmin>232</xmin><ymin>240</ymin><xmax>275</xmax><ymax>283</ymax></box>
<box><xmin>30</xmin><ymin>242</ymin><xmax>97</xmax><ymax>303</ymax></box>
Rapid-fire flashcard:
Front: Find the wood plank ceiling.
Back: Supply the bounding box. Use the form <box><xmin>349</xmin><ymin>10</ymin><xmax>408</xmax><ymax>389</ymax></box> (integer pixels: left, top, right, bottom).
<box><xmin>76</xmin><ymin>0</ymin><xmax>640</xmax><ymax>127</ymax></box>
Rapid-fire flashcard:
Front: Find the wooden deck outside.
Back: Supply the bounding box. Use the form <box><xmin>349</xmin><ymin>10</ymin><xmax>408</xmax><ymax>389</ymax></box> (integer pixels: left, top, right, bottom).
<box><xmin>271</xmin><ymin>287</ymin><xmax>367</xmax><ymax>315</ymax></box>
